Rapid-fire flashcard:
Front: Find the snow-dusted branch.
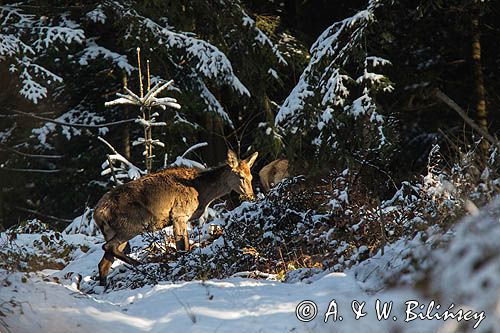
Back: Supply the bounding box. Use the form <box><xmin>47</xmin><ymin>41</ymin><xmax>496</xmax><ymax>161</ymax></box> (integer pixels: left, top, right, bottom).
<box><xmin>168</xmin><ymin>142</ymin><xmax>208</xmax><ymax>169</ymax></box>
<box><xmin>181</xmin><ymin>142</ymin><xmax>208</xmax><ymax>158</ymax></box>
<box><xmin>275</xmin><ymin>0</ymin><xmax>392</xmax><ymax>152</ymax></box>
<box><xmin>105</xmin><ymin>80</ymin><xmax>181</xmax><ymax>110</ymax></box>
<box><xmin>97</xmin><ymin>136</ymin><xmax>145</xmax><ymax>182</ymax></box>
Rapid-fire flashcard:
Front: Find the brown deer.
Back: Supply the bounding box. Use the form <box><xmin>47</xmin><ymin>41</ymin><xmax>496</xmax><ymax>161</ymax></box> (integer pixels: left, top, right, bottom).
<box><xmin>93</xmin><ymin>149</ymin><xmax>258</xmax><ymax>286</ymax></box>
<box><xmin>259</xmin><ymin>159</ymin><xmax>289</xmax><ymax>192</ymax></box>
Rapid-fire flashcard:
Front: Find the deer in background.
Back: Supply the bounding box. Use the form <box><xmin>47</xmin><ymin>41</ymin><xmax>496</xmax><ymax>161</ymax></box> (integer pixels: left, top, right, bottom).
<box><xmin>93</xmin><ymin>149</ymin><xmax>258</xmax><ymax>286</ymax></box>
<box><xmin>259</xmin><ymin>159</ymin><xmax>289</xmax><ymax>192</ymax></box>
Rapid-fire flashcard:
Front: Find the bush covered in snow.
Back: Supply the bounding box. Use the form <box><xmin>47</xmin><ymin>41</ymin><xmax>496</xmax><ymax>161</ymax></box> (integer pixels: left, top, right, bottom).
<box><xmin>0</xmin><ymin>219</ymin><xmax>90</xmax><ymax>272</ymax></box>
<box><xmin>84</xmin><ymin>143</ymin><xmax>499</xmax><ymax>294</ymax></box>
<box><xmin>427</xmin><ymin>198</ymin><xmax>500</xmax><ymax>333</ymax></box>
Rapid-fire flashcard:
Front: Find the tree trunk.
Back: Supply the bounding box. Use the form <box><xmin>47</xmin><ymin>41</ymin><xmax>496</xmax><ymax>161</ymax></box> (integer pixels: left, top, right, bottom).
<box><xmin>122</xmin><ymin>108</ymin><xmax>131</xmax><ymax>160</ymax></box>
<box><xmin>122</xmin><ymin>74</ymin><xmax>131</xmax><ymax>160</ymax></box>
<box><xmin>471</xmin><ymin>4</ymin><xmax>488</xmax><ymax>152</ymax></box>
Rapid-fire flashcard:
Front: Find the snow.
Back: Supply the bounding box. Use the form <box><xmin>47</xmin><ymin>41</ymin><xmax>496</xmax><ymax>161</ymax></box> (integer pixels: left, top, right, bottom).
<box><xmin>109</xmin><ymin>1</ymin><xmax>250</xmax><ymax>97</ymax></box>
<box><xmin>2</xmin><ymin>198</ymin><xmax>499</xmax><ymax>332</ymax></box>
<box><xmin>64</xmin><ymin>208</ymin><xmax>101</xmax><ymax>237</ymax></box>
<box><xmin>0</xmin><ymin>265</ymin><xmax>487</xmax><ymax>333</ymax></box>
<box><xmin>32</xmin><ymin>103</ymin><xmax>106</xmax><ymax>145</ymax></box>
<box><xmin>275</xmin><ymin>0</ymin><xmax>391</xmax><ymax>152</ymax></box>
<box><xmin>168</xmin><ymin>142</ymin><xmax>208</xmax><ymax>169</ymax></box>
<box><xmin>78</xmin><ymin>40</ymin><xmax>134</xmax><ymax>74</ymax></box>
<box><xmin>197</xmin><ymin>77</ymin><xmax>234</xmax><ymax>127</ymax></box>
<box><xmin>241</xmin><ymin>11</ymin><xmax>287</xmax><ymax>65</ymax></box>
<box><xmin>99</xmin><ymin>143</ymin><xmax>145</xmax><ymax>183</ymax></box>
<box><xmin>86</xmin><ymin>6</ymin><xmax>107</xmax><ymax>24</ymax></box>
<box><xmin>1</xmin><ymin>5</ymin><xmax>85</xmax><ymax>103</ymax></box>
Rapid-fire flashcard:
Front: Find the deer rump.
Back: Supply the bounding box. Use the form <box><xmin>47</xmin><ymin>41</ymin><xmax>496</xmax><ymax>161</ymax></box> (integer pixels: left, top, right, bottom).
<box><xmin>93</xmin><ymin>149</ymin><xmax>258</xmax><ymax>286</ymax></box>
<box><xmin>259</xmin><ymin>159</ymin><xmax>289</xmax><ymax>192</ymax></box>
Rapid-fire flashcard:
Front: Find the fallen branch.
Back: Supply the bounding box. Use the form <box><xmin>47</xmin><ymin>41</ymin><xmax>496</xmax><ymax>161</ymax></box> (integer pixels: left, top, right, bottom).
<box><xmin>9</xmin><ymin>109</ymin><xmax>136</xmax><ymax>129</ymax></box>
<box><xmin>230</xmin><ymin>270</ymin><xmax>278</xmax><ymax>280</ymax></box>
<box><xmin>433</xmin><ymin>89</ymin><xmax>498</xmax><ymax>146</ymax></box>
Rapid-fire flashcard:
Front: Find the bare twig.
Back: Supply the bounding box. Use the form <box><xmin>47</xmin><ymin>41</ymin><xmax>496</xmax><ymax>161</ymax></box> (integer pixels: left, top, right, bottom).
<box><xmin>434</xmin><ymin>89</ymin><xmax>498</xmax><ymax>145</ymax></box>
<box><xmin>97</xmin><ymin>136</ymin><xmax>119</xmax><ymax>154</ymax></box>
<box><xmin>14</xmin><ymin>207</ymin><xmax>72</xmax><ymax>223</ymax></box>
<box><xmin>106</xmin><ymin>154</ymin><xmax>119</xmax><ymax>185</ymax></box>
<box><xmin>0</xmin><ymin>167</ymin><xmax>61</xmax><ymax>173</ymax></box>
<box><xmin>9</xmin><ymin>109</ymin><xmax>136</xmax><ymax>129</ymax></box>
<box><xmin>378</xmin><ymin>206</ymin><xmax>386</xmax><ymax>256</ymax></box>
<box><xmin>0</xmin><ymin>145</ymin><xmax>64</xmax><ymax>159</ymax></box>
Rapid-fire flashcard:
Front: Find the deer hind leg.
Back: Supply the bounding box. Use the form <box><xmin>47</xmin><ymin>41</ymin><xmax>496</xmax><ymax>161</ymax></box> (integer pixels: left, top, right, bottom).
<box><xmin>98</xmin><ymin>241</ymin><xmax>133</xmax><ymax>286</ymax></box>
<box><xmin>103</xmin><ymin>237</ymin><xmax>141</xmax><ymax>266</ymax></box>
<box><xmin>98</xmin><ymin>251</ymin><xmax>114</xmax><ymax>286</ymax></box>
<box><xmin>173</xmin><ymin>217</ymin><xmax>190</xmax><ymax>251</ymax></box>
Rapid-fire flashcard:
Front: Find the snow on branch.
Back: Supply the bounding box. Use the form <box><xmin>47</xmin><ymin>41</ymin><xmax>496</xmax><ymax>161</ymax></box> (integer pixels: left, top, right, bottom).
<box><xmin>22</xmin><ymin>104</ymin><xmax>135</xmax><ymax>146</ymax></box>
<box><xmin>78</xmin><ymin>39</ymin><xmax>134</xmax><ymax>74</ymax></box>
<box><xmin>169</xmin><ymin>142</ymin><xmax>208</xmax><ymax>169</ymax></box>
<box><xmin>105</xmin><ymin>80</ymin><xmax>181</xmax><ymax>110</ymax></box>
<box><xmin>275</xmin><ymin>0</ymin><xmax>392</xmax><ymax>149</ymax></box>
<box><xmin>0</xmin><ymin>5</ymin><xmax>86</xmax><ymax>103</ymax></box>
<box><xmin>107</xmin><ymin>1</ymin><xmax>250</xmax><ymax>97</ymax></box>
<box><xmin>196</xmin><ymin>76</ymin><xmax>233</xmax><ymax>127</ymax></box>
<box><xmin>98</xmin><ymin>136</ymin><xmax>145</xmax><ymax>182</ymax></box>
<box><xmin>241</xmin><ymin>10</ymin><xmax>287</xmax><ymax>65</ymax></box>
<box><xmin>86</xmin><ymin>6</ymin><xmax>107</xmax><ymax>24</ymax></box>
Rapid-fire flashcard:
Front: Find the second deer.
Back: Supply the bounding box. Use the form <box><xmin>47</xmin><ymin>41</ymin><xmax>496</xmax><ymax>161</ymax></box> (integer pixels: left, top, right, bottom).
<box><xmin>259</xmin><ymin>159</ymin><xmax>289</xmax><ymax>192</ymax></box>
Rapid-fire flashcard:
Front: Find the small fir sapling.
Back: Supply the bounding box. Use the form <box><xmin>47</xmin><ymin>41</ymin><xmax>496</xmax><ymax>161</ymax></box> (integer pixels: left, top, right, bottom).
<box><xmin>101</xmin><ymin>48</ymin><xmax>181</xmax><ymax>182</ymax></box>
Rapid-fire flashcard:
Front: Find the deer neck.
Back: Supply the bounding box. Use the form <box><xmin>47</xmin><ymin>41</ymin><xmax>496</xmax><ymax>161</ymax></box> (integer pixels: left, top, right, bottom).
<box><xmin>194</xmin><ymin>165</ymin><xmax>233</xmax><ymax>206</ymax></box>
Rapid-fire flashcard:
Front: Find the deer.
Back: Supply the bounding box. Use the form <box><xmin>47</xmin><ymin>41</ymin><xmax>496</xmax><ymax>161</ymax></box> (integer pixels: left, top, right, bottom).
<box><xmin>93</xmin><ymin>149</ymin><xmax>258</xmax><ymax>286</ymax></box>
<box><xmin>259</xmin><ymin>159</ymin><xmax>289</xmax><ymax>192</ymax></box>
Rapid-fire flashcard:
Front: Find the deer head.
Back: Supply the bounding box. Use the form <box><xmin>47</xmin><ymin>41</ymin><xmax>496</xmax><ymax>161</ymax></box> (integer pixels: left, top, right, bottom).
<box><xmin>226</xmin><ymin>149</ymin><xmax>258</xmax><ymax>201</ymax></box>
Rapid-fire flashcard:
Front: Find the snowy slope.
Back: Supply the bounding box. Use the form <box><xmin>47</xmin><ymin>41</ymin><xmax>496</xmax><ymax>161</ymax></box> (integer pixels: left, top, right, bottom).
<box><xmin>1</xmin><ymin>199</ymin><xmax>499</xmax><ymax>333</ymax></box>
<box><xmin>1</xmin><ymin>269</ymin><xmax>437</xmax><ymax>333</ymax></box>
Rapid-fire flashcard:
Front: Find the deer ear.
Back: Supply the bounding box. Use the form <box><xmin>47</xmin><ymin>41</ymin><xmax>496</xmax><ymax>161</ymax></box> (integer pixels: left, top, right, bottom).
<box><xmin>245</xmin><ymin>152</ymin><xmax>258</xmax><ymax>168</ymax></box>
<box><xmin>227</xmin><ymin>149</ymin><xmax>239</xmax><ymax>169</ymax></box>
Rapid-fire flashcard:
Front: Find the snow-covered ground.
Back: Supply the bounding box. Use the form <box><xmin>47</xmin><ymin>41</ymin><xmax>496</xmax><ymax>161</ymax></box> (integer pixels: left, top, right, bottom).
<box><xmin>0</xmin><ymin>268</ymin><xmax>447</xmax><ymax>333</ymax></box>
<box><xmin>1</xmin><ymin>199</ymin><xmax>499</xmax><ymax>333</ymax></box>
